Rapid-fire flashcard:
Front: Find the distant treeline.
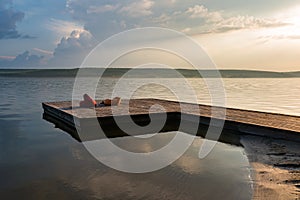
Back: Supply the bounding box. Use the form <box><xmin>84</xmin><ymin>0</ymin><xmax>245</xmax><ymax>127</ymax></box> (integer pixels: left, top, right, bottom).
<box><xmin>0</xmin><ymin>68</ymin><xmax>300</xmax><ymax>78</ymax></box>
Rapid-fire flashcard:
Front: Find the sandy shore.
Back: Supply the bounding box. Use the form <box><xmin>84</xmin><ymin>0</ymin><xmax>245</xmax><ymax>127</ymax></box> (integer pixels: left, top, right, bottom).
<box><xmin>241</xmin><ymin>135</ymin><xmax>300</xmax><ymax>200</ymax></box>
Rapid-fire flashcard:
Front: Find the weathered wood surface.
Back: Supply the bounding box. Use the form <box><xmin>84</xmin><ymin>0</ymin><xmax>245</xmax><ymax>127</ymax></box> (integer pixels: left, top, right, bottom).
<box><xmin>42</xmin><ymin>98</ymin><xmax>300</xmax><ymax>142</ymax></box>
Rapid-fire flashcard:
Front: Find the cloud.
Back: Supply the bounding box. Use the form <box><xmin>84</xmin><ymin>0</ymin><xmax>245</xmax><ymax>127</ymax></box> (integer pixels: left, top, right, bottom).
<box><xmin>61</xmin><ymin>2</ymin><xmax>293</xmax><ymax>51</ymax></box>
<box><xmin>0</xmin><ymin>29</ymin><xmax>96</xmax><ymax>68</ymax></box>
<box><xmin>179</xmin><ymin>5</ymin><xmax>290</xmax><ymax>35</ymax></box>
<box><xmin>0</xmin><ymin>55</ymin><xmax>15</xmax><ymax>60</ymax></box>
<box><xmin>185</xmin><ymin>5</ymin><xmax>223</xmax><ymax>22</ymax></box>
<box><xmin>32</xmin><ymin>48</ymin><xmax>53</xmax><ymax>55</ymax></box>
<box><xmin>14</xmin><ymin>51</ymin><xmax>44</xmax><ymax>66</ymax></box>
<box><xmin>53</xmin><ymin>30</ymin><xmax>95</xmax><ymax>55</ymax></box>
<box><xmin>181</xmin><ymin>27</ymin><xmax>191</xmax><ymax>33</ymax></box>
<box><xmin>66</xmin><ymin>0</ymin><xmax>131</xmax><ymax>40</ymax></box>
<box><xmin>46</xmin><ymin>18</ymin><xmax>85</xmax><ymax>38</ymax></box>
<box><xmin>0</xmin><ymin>0</ymin><xmax>25</xmax><ymax>39</ymax></box>
<box><xmin>0</xmin><ymin>51</ymin><xmax>44</xmax><ymax>68</ymax></box>
<box><xmin>2</xmin><ymin>1</ymin><xmax>295</xmax><ymax>68</ymax></box>
<box><xmin>285</xmin><ymin>35</ymin><xmax>300</xmax><ymax>40</ymax></box>
<box><xmin>151</xmin><ymin>14</ymin><xmax>172</xmax><ymax>26</ymax></box>
<box><xmin>119</xmin><ymin>0</ymin><xmax>155</xmax><ymax>17</ymax></box>
<box><xmin>48</xmin><ymin>29</ymin><xmax>96</xmax><ymax>67</ymax></box>
<box><xmin>87</xmin><ymin>4</ymin><xmax>120</xmax><ymax>14</ymax></box>
<box><xmin>211</xmin><ymin>15</ymin><xmax>289</xmax><ymax>33</ymax></box>
<box><xmin>257</xmin><ymin>34</ymin><xmax>300</xmax><ymax>44</ymax></box>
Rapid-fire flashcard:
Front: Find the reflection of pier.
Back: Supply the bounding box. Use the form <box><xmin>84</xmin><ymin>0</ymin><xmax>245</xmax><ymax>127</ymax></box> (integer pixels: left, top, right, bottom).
<box><xmin>42</xmin><ymin>99</ymin><xmax>300</xmax><ymax>143</ymax></box>
<box><xmin>42</xmin><ymin>98</ymin><xmax>300</xmax><ymax>198</ymax></box>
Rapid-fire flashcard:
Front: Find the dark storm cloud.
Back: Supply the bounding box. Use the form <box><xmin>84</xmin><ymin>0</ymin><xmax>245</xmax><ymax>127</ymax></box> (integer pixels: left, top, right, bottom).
<box><xmin>0</xmin><ymin>0</ymin><xmax>24</xmax><ymax>39</ymax></box>
<box><xmin>0</xmin><ymin>0</ymin><xmax>34</xmax><ymax>39</ymax></box>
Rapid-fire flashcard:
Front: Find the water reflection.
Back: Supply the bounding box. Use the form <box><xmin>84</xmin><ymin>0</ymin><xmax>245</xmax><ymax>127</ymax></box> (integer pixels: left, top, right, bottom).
<box><xmin>7</xmin><ymin>77</ymin><xmax>297</xmax><ymax>199</ymax></box>
<box><xmin>62</xmin><ymin>132</ymin><xmax>253</xmax><ymax>199</ymax></box>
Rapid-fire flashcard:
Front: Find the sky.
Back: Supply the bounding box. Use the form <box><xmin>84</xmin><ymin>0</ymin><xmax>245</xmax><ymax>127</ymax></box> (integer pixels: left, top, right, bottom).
<box><xmin>0</xmin><ymin>0</ymin><xmax>300</xmax><ymax>71</ymax></box>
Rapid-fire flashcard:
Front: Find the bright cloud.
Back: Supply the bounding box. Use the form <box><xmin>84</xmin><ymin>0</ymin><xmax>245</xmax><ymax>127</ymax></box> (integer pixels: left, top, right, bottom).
<box><xmin>32</xmin><ymin>48</ymin><xmax>53</xmax><ymax>55</ymax></box>
<box><xmin>211</xmin><ymin>15</ymin><xmax>289</xmax><ymax>33</ymax></box>
<box><xmin>48</xmin><ymin>29</ymin><xmax>96</xmax><ymax>67</ymax></box>
<box><xmin>256</xmin><ymin>6</ymin><xmax>300</xmax><ymax>42</ymax></box>
<box><xmin>46</xmin><ymin>18</ymin><xmax>84</xmax><ymax>38</ymax></box>
<box><xmin>182</xmin><ymin>5</ymin><xmax>290</xmax><ymax>34</ymax></box>
<box><xmin>65</xmin><ymin>1</ymin><xmax>290</xmax><ymax>38</ymax></box>
<box><xmin>119</xmin><ymin>0</ymin><xmax>155</xmax><ymax>17</ymax></box>
<box><xmin>0</xmin><ymin>55</ymin><xmax>15</xmax><ymax>60</ymax></box>
<box><xmin>185</xmin><ymin>5</ymin><xmax>223</xmax><ymax>22</ymax></box>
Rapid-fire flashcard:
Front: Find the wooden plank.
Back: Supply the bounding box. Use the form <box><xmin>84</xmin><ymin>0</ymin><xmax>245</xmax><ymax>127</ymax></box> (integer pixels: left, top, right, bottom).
<box><xmin>42</xmin><ymin>98</ymin><xmax>300</xmax><ymax>142</ymax></box>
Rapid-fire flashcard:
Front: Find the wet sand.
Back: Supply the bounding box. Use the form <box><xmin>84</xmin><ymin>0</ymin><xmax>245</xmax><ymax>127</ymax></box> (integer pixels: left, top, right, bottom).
<box><xmin>241</xmin><ymin>136</ymin><xmax>300</xmax><ymax>200</ymax></box>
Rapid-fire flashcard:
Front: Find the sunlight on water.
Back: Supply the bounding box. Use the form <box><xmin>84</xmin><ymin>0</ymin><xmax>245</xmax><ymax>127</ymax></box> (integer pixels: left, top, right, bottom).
<box><xmin>93</xmin><ymin>78</ymin><xmax>300</xmax><ymax>116</ymax></box>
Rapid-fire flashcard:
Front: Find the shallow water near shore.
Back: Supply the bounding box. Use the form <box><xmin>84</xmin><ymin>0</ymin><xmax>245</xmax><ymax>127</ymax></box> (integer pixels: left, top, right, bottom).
<box><xmin>1</xmin><ymin>76</ymin><xmax>299</xmax><ymax>199</ymax></box>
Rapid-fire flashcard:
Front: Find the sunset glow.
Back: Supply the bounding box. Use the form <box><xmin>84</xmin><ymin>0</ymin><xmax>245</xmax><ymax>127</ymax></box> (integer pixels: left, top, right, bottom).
<box><xmin>0</xmin><ymin>0</ymin><xmax>299</xmax><ymax>71</ymax></box>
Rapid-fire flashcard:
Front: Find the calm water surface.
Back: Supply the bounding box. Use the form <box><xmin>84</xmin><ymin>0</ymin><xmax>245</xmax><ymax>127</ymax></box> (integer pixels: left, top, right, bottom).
<box><xmin>2</xmin><ymin>77</ymin><xmax>298</xmax><ymax>199</ymax></box>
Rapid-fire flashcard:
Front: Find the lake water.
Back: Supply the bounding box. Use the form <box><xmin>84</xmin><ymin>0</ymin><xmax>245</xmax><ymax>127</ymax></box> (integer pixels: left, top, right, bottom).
<box><xmin>1</xmin><ymin>76</ymin><xmax>299</xmax><ymax>199</ymax></box>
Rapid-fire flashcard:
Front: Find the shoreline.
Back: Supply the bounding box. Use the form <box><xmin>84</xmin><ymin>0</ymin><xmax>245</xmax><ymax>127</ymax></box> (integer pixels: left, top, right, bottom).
<box><xmin>241</xmin><ymin>135</ymin><xmax>300</xmax><ymax>200</ymax></box>
<box><xmin>1</xmin><ymin>68</ymin><xmax>300</xmax><ymax>78</ymax></box>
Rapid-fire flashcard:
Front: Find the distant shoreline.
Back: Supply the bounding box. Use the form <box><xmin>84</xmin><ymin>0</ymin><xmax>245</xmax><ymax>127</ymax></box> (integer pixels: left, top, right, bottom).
<box><xmin>0</xmin><ymin>68</ymin><xmax>300</xmax><ymax>78</ymax></box>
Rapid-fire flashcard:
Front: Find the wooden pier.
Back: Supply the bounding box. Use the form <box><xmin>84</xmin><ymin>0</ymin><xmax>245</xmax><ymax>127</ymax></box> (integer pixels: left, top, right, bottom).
<box><xmin>42</xmin><ymin>98</ymin><xmax>300</xmax><ymax>198</ymax></box>
<box><xmin>42</xmin><ymin>99</ymin><xmax>300</xmax><ymax>143</ymax></box>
